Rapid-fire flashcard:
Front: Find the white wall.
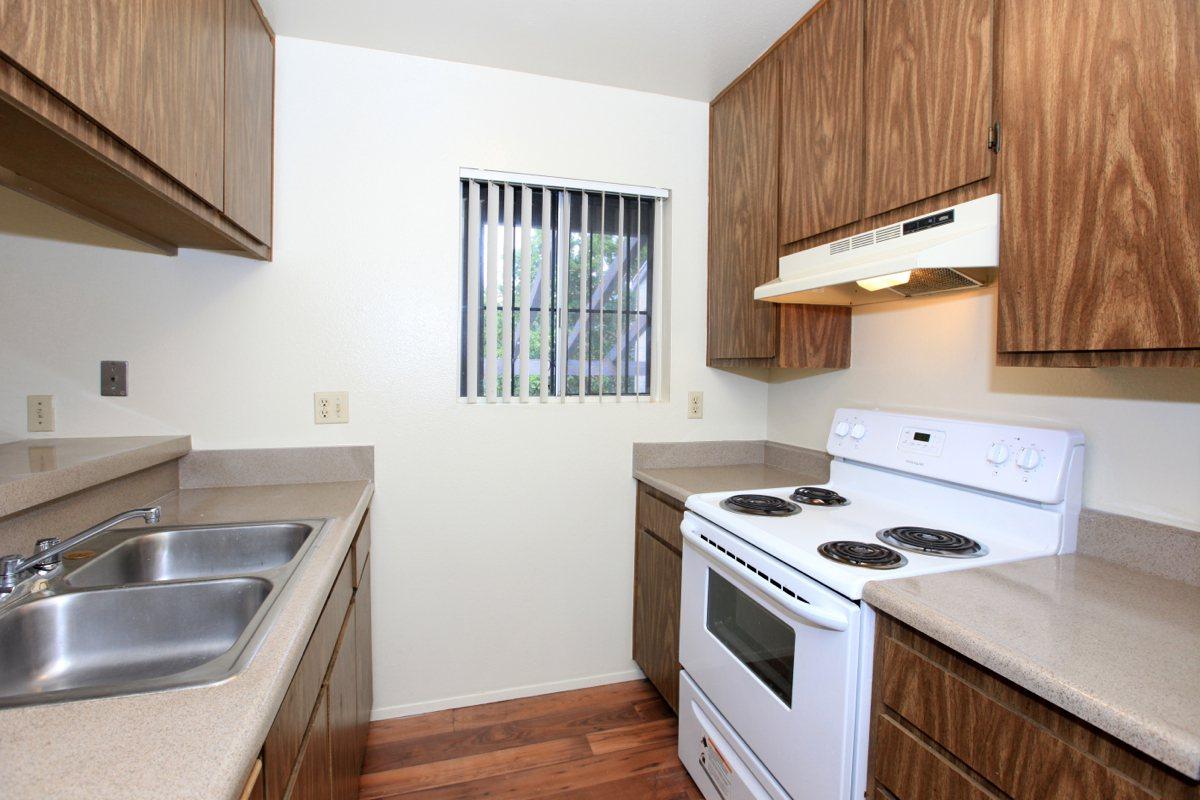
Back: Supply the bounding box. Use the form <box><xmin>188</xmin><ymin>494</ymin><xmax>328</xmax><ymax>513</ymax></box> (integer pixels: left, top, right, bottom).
<box><xmin>0</xmin><ymin>38</ymin><xmax>771</xmax><ymax>717</ymax></box>
<box><xmin>767</xmin><ymin>288</ymin><xmax>1200</xmax><ymax>531</ymax></box>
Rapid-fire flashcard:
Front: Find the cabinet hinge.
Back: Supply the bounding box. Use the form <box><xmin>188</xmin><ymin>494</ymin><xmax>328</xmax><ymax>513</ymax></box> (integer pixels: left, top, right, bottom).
<box><xmin>987</xmin><ymin>121</ymin><xmax>1001</xmax><ymax>154</ymax></box>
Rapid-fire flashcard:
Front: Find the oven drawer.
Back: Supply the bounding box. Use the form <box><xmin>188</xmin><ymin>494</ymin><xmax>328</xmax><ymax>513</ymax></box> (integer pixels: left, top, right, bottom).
<box><xmin>637</xmin><ymin>483</ymin><xmax>684</xmax><ymax>552</ymax></box>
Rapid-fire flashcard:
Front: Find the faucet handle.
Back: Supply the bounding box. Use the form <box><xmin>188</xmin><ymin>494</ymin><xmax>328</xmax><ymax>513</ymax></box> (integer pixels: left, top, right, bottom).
<box><xmin>0</xmin><ymin>554</ymin><xmax>22</xmax><ymax>593</ymax></box>
<box><xmin>34</xmin><ymin>538</ymin><xmax>62</xmax><ymax>572</ymax></box>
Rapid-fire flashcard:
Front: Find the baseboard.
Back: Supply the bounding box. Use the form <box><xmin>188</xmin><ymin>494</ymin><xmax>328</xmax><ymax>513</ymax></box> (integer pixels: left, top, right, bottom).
<box><xmin>370</xmin><ymin>667</ymin><xmax>646</xmax><ymax>721</ymax></box>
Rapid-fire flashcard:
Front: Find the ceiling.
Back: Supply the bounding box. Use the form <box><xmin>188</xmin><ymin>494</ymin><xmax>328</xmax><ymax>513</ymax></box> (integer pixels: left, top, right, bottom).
<box><xmin>255</xmin><ymin>0</ymin><xmax>817</xmax><ymax>101</ymax></box>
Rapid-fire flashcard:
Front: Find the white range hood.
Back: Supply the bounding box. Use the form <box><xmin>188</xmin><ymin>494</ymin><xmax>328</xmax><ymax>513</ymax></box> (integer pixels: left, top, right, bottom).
<box><xmin>755</xmin><ymin>193</ymin><xmax>1001</xmax><ymax>306</ymax></box>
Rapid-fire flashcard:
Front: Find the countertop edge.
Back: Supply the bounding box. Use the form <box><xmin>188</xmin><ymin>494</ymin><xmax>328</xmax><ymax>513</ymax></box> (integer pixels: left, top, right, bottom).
<box><xmin>0</xmin><ymin>435</ymin><xmax>192</xmax><ymax>517</ymax></box>
<box><xmin>863</xmin><ymin>580</ymin><xmax>1200</xmax><ymax>780</ymax></box>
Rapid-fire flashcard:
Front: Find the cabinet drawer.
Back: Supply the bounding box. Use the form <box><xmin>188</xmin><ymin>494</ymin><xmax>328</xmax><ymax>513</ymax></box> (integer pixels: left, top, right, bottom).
<box><xmin>878</xmin><ymin>635</ymin><xmax>1155</xmax><ymax>800</ymax></box>
<box><xmin>264</xmin><ymin>553</ymin><xmax>354</xmax><ymax>800</ymax></box>
<box><xmin>873</xmin><ymin>715</ymin><xmax>995</xmax><ymax>800</ymax></box>
<box><xmin>636</xmin><ymin>484</ymin><xmax>684</xmax><ymax>552</ymax></box>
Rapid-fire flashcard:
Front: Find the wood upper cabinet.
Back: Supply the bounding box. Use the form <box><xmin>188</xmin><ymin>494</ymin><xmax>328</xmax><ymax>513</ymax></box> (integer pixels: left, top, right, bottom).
<box><xmin>0</xmin><ymin>0</ymin><xmax>225</xmax><ymax>207</ymax></box>
<box><xmin>995</xmin><ymin>0</ymin><xmax>1200</xmax><ymax>364</ymax></box>
<box><xmin>778</xmin><ymin>0</ymin><xmax>864</xmax><ymax>246</ymax></box>
<box><xmin>224</xmin><ymin>0</ymin><xmax>274</xmax><ymax>244</ymax></box>
<box><xmin>708</xmin><ymin>56</ymin><xmax>781</xmax><ymax>361</ymax></box>
<box><xmin>862</xmin><ymin>0</ymin><xmax>995</xmax><ymax>219</ymax></box>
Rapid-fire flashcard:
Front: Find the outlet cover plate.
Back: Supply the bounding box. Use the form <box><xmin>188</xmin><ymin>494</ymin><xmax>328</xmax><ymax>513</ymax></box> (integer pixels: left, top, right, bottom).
<box><xmin>101</xmin><ymin>361</ymin><xmax>128</xmax><ymax>396</ymax></box>
<box><xmin>314</xmin><ymin>392</ymin><xmax>349</xmax><ymax>424</ymax></box>
<box><xmin>687</xmin><ymin>391</ymin><xmax>703</xmax><ymax>419</ymax></box>
<box><xmin>27</xmin><ymin>395</ymin><xmax>54</xmax><ymax>432</ymax></box>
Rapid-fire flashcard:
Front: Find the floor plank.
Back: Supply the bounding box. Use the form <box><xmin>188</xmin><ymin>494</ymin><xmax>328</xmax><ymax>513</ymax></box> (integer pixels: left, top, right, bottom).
<box><xmin>360</xmin><ymin>680</ymin><xmax>701</xmax><ymax>799</ymax></box>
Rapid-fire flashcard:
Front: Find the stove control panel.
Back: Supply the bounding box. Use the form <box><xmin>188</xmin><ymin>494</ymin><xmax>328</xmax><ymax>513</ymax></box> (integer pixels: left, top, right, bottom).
<box><xmin>826</xmin><ymin>408</ymin><xmax>1085</xmax><ymax>505</ymax></box>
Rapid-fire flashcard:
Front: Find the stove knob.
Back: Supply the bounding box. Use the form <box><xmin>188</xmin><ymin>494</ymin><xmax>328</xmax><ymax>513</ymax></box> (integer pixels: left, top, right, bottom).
<box><xmin>1017</xmin><ymin>447</ymin><xmax>1042</xmax><ymax>471</ymax></box>
<box><xmin>850</xmin><ymin>423</ymin><xmax>867</xmax><ymax>440</ymax></box>
<box><xmin>834</xmin><ymin>421</ymin><xmax>851</xmax><ymax>438</ymax></box>
<box><xmin>986</xmin><ymin>443</ymin><xmax>1010</xmax><ymax>465</ymax></box>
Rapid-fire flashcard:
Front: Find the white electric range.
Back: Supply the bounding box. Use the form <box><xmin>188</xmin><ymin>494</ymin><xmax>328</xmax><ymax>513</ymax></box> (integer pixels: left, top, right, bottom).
<box><xmin>677</xmin><ymin>409</ymin><xmax>1084</xmax><ymax>800</ymax></box>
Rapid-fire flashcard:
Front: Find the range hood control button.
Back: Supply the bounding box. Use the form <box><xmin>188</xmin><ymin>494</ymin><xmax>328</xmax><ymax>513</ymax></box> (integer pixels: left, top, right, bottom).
<box><xmin>986</xmin><ymin>444</ymin><xmax>1010</xmax><ymax>465</ymax></box>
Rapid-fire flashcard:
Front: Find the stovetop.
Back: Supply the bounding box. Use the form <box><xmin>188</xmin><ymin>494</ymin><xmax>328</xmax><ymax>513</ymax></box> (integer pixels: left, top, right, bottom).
<box><xmin>685</xmin><ymin>461</ymin><xmax>1067</xmax><ymax>600</ymax></box>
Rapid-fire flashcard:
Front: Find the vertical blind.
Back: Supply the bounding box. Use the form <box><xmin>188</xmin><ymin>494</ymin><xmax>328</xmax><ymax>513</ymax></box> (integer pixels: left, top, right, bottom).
<box><xmin>459</xmin><ymin>170</ymin><xmax>666</xmax><ymax>402</ymax></box>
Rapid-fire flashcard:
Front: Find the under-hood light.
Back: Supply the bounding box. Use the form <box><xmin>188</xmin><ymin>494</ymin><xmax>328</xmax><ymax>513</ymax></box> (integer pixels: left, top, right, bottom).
<box><xmin>856</xmin><ymin>271</ymin><xmax>911</xmax><ymax>292</ymax></box>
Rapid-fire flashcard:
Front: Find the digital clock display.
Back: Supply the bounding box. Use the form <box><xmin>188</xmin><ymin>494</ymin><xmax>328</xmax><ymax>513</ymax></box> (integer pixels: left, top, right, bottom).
<box><xmin>913</xmin><ymin>432</ymin><xmax>932</xmax><ymax>443</ymax></box>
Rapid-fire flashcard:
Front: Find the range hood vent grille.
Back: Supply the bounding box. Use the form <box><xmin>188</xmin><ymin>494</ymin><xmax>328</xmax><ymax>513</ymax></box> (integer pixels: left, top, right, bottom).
<box><xmin>888</xmin><ymin>268</ymin><xmax>982</xmax><ymax>297</ymax></box>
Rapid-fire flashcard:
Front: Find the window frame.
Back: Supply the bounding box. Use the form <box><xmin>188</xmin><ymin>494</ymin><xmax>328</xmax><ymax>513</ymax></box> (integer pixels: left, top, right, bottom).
<box><xmin>456</xmin><ymin>168</ymin><xmax>668</xmax><ymax>404</ymax></box>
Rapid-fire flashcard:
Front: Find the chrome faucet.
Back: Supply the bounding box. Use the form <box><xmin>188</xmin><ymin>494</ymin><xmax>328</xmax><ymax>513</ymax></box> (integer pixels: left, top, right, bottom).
<box><xmin>0</xmin><ymin>506</ymin><xmax>161</xmax><ymax>593</ymax></box>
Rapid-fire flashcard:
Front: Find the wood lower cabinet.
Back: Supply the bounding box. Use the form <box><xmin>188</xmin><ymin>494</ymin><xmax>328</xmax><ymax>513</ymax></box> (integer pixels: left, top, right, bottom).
<box><xmin>995</xmin><ymin>0</ymin><xmax>1200</xmax><ymax>366</ymax></box>
<box><xmin>632</xmin><ymin>483</ymin><xmax>684</xmax><ymax>712</ymax></box>
<box><xmin>264</xmin><ymin>510</ymin><xmax>373</xmax><ymax>800</ymax></box>
<box><xmin>868</xmin><ymin>614</ymin><xmax>1200</xmax><ymax>800</ymax></box>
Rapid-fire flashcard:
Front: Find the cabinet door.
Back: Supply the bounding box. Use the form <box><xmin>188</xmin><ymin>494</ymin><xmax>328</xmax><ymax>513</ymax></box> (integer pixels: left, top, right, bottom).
<box><xmin>632</xmin><ymin>528</ymin><xmax>681</xmax><ymax>712</ymax></box>
<box><xmin>862</xmin><ymin>0</ymin><xmax>994</xmax><ymax>218</ymax></box>
<box><xmin>708</xmin><ymin>57</ymin><xmax>780</xmax><ymax>361</ymax></box>
<box><xmin>355</xmin><ymin>558</ymin><xmax>373</xmax><ymax>764</ymax></box>
<box><xmin>997</xmin><ymin>0</ymin><xmax>1200</xmax><ymax>355</ymax></box>
<box><xmin>778</xmin><ymin>0</ymin><xmax>864</xmax><ymax>245</ymax></box>
<box><xmin>286</xmin><ymin>688</ymin><xmax>331</xmax><ymax>800</ymax></box>
<box><xmin>328</xmin><ymin>607</ymin><xmax>359</xmax><ymax>800</ymax></box>
<box><xmin>224</xmin><ymin>0</ymin><xmax>274</xmax><ymax>243</ymax></box>
<box><xmin>0</xmin><ymin>0</ymin><xmax>225</xmax><ymax>207</ymax></box>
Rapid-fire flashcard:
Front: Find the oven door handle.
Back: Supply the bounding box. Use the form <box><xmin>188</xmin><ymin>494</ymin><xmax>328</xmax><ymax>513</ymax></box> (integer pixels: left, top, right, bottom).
<box><xmin>682</xmin><ymin>524</ymin><xmax>849</xmax><ymax>632</ymax></box>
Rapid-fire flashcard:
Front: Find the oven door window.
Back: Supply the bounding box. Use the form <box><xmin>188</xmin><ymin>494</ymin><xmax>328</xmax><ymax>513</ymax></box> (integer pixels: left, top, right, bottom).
<box><xmin>705</xmin><ymin>569</ymin><xmax>795</xmax><ymax>706</ymax></box>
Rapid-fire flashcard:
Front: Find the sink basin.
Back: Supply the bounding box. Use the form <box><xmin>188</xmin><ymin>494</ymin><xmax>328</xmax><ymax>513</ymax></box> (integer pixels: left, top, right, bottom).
<box><xmin>0</xmin><ymin>517</ymin><xmax>327</xmax><ymax>708</ymax></box>
<box><xmin>65</xmin><ymin>522</ymin><xmax>314</xmax><ymax>588</ymax></box>
<box><xmin>0</xmin><ymin>578</ymin><xmax>271</xmax><ymax>705</ymax></box>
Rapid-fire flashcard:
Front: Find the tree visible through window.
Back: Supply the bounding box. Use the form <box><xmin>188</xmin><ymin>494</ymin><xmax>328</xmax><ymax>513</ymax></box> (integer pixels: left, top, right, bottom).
<box><xmin>459</xmin><ymin>175</ymin><xmax>660</xmax><ymax>401</ymax></box>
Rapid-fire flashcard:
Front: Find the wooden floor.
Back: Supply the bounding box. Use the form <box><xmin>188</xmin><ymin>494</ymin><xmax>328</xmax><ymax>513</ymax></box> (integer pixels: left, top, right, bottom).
<box><xmin>358</xmin><ymin>680</ymin><xmax>704</xmax><ymax>799</ymax></box>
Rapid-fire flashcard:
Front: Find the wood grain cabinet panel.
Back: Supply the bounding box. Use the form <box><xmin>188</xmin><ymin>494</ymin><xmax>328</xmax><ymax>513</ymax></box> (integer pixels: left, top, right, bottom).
<box><xmin>708</xmin><ymin>57</ymin><xmax>781</xmax><ymax>361</ymax></box>
<box><xmin>632</xmin><ymin>485</ymin><xmax>683</xmax><ymax>714</ymax></box>
<box><xmin>285</xmin><ymin>687</ymin><xmax>331</xmax><ymax>800</ymax></box>
<box><xmin>224</xmin><ymin>0</ymin><xmax>274</xmax><ymax>244</ymax></box>
<box><xmin>778</xmin><ymin>0</ymin><xmax>863</xmax><ymax>245</ymax></box>
<box><xmin>995</xmin><ymin>0</ymin><xmax>1200</xmax><ymax>358</ymax></box>
<box><xmin>862</xmin><ymin>0</ymin><xmax>994</xmax><ymax>218</ymax></box>
<box><xmin>355</xmin><ymin>556</ymin><xmax>373</xmax><ymax>763</ymax></box>
<box><xmin>328</xmin><ymin>604</ymin><xmax>359</xmax><ymax>800</ymax></box>
<box><xmin>0</xmin><ymin>0</ymin><xmax>225</xmax><ymax>206</ymax></box>
<box><xmin>868</xmin><ymin>615</ymin><xmax>1200</xmax><ymax>800</ymax></box>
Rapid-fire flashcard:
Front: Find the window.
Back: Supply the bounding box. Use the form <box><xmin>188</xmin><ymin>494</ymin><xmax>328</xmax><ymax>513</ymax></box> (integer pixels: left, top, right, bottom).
<box><xmin>459</xmin><ymin>170</ymin><xmax>665</xmax><ymax>402</ymax></box>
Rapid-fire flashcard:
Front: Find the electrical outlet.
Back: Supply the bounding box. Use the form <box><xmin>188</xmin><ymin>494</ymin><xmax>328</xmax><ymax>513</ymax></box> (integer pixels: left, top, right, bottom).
<box><xmin>27</xmin><ymin>395</ymin><xmax>55</xmax><ymax>432</ymax></box>
<box><xmin>314</xmin><ymin>392</ymin><xmax>349</xmax><ymax>424</ymax></box>
<box><xmin>687</xmin><ymin>391</ymin><xmax>704</xmax><ymax>419</ymax></box>
<box><xmin>101</xmin><ymin>360</ymin><xmax>128</xmax><ymax>396</ymax></box>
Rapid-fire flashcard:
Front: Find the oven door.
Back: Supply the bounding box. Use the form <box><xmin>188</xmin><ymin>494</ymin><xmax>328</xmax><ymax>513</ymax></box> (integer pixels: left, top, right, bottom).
<box><xmin>679</xmin><ymin>512</ymin><xmax>861</xmax><ymax>800</ymax></box>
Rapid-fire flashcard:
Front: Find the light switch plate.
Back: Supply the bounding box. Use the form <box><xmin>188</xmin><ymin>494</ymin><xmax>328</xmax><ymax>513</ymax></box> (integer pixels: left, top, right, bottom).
<box><xmin>101</xmin><ymin>361</ymin><xmax>128</xmax><ymax>396</ymax></box>
<box><xmin>687</xmin><ymin>391</ymin><xmax>703</xmax><ymax>419</ymax></box>
<box><xmin>27</xmin><ymin>395</ymin><xmax>54</xmax><ymax>432</ymax></box>
<box><xmin>314</xmin><ymin>392</ymin><xmax>349</xmax><ymax>424</ymax></box>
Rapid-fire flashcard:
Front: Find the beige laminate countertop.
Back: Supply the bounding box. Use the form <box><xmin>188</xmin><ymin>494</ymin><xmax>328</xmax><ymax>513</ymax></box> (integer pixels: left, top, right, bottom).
<box><xmin>864</xmin><ymin>555</ymin><xmax>1200</xmax><ymax>779</ymax></box>
<box><xmin>0</xmin><ymin>479</ymin><xmax>374</xmax><ymax>800</ymax></box>
<box><xmin>634</xmin><ymin>463</ymin><xmax>826</xmax><ymax>504</ymax></box>
<box><xmin>0</xmin><ymin>435</ymin><xmax>191</xmax><ymax>517</ymax></box>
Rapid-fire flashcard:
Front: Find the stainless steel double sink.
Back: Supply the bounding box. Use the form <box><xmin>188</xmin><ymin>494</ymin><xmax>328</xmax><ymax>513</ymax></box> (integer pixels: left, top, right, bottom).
<box><xmin>0</xmin><ymin>519</ymin><xmax>327</xmax><ymax>708</ymax></box>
